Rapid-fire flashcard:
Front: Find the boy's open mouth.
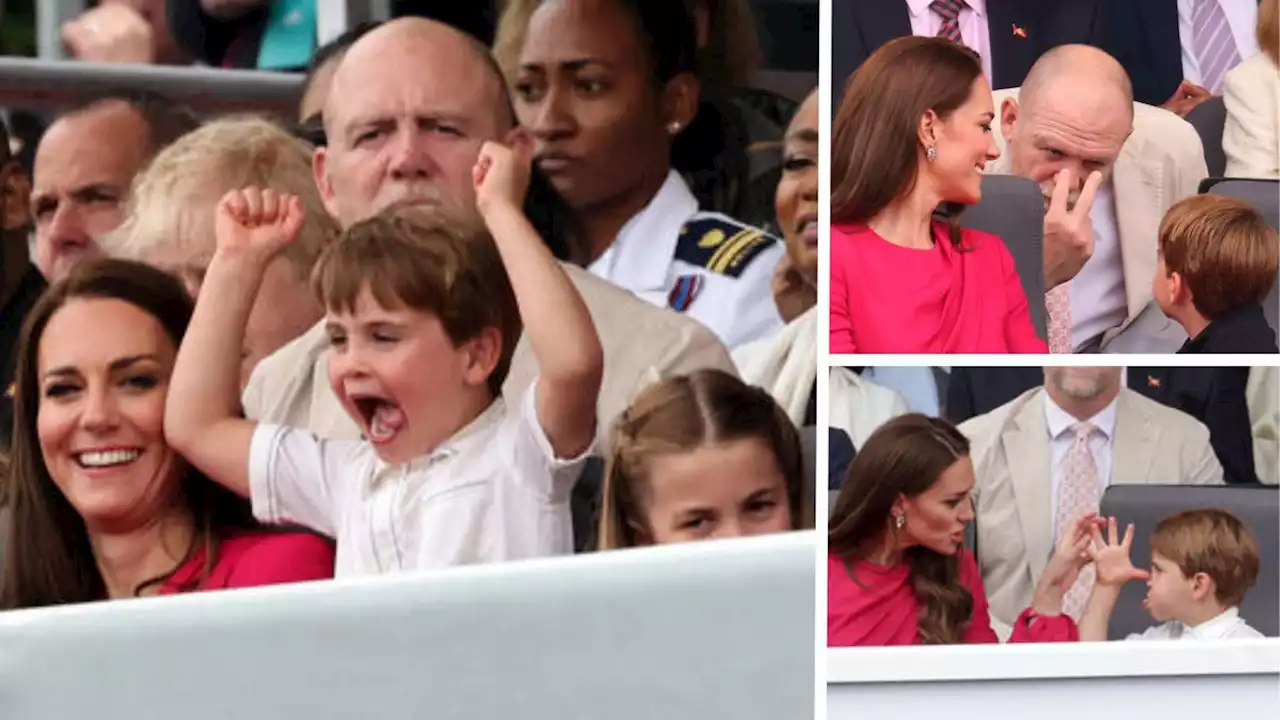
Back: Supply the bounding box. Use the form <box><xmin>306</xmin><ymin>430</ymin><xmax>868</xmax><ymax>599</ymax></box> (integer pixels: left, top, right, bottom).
<box><xmin>350</xmin><ymin>393</ymin><xmax>406</xmax><ymax>445</ymax></box>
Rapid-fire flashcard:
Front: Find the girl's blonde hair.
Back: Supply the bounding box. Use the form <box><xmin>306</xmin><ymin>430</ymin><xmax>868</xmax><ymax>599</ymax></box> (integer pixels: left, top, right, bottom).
<box><xmin>597</xmin><ymin>369</ymin><xmax>812</xmax><ymax>549</ymax></box>
<box><xmin>105</xmin><ymin>115</ymin><xmax>339</xmax><ymax>280</ymax></box>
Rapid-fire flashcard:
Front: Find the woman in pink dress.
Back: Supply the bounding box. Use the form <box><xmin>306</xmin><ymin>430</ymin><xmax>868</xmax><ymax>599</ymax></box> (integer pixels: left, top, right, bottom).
<box><xmin>828</xmin><ymin>414</ymin><xmax>1096</xmax><ymax>646</ymax></box>
<box><xmin>1</xmin><ymin>260</ymin><xmax>333</xmax><ymax>609</ymax></box>
<box><xmin>828</xmin><ymin>36</ymin><xmax>1046</xmax><ymax>354</ymax></box>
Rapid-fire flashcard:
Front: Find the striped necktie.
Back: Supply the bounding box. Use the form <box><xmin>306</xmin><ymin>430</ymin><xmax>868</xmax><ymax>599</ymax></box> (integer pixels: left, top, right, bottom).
<box><xmin>930</xmin><ymin>0</ymin><xmax>967</xmax><ymax>43</ymax></box>
<box><xmin>1192</xmin><ymin>0</ymin><xmax>1242</xmax><ymax>94</ymax></box>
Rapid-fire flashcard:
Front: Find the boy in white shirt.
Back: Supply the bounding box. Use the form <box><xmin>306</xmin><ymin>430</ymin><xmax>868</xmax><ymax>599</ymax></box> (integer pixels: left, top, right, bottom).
<box><xmin>165</xmin><ymin>139</ymin><xmax>604</xmax><ymax>577</ymax></box>
<box><xmin>1080</xmin><ymin>512</ymin><xmax>1264</xmax><ymax>641</ymax></box>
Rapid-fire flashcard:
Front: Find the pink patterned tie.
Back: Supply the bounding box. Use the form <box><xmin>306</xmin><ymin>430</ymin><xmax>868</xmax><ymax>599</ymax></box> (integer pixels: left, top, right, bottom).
<box><xmin>1046</xmin><ymin>284</ymin><xmax>1072</xmax><ymax>354</ymax></box>
<box><xmin>1193</xmin><ymin>0</ymin><xmax>1242</xmax><ymax>95</ymax></box>
<box><xmin>930</xmin><ymin>0</ymin><xmax>966</xmax><ymax>43</ymax></box>
<box><xmin>1056</xmin><ymin>422</ymin><xmax>1102</xmax><ymax>620</ymax></box>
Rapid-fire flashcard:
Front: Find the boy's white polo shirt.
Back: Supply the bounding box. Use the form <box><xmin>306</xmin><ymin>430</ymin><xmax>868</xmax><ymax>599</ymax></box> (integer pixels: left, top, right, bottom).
<box><xmin>247</xmin><ymin>384</ymin><xmax>587</xmax><ymax>577</ymax></box>
<box><xmin>1125</xmin><ymin>607</ymin><xmax>1264</xmax><ymax>641</ymax></box>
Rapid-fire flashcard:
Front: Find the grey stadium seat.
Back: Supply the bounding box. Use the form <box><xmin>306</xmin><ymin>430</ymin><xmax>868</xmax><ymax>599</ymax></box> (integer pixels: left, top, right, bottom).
<box><xmin>959</xmin><ymin>175</ymin><xmax>1048</xmax><ymax>339</ymax></box>
<box><xmin>1201</xmin><ymin>178</ymin><xmax>1280</xmax><ymax>342</ymax></box>
<box><xmin>1187</xmin><ymin>97</ymin><xmax>1227</xmax><ymax>178</ymax></box>
<box><xmin>1099</xmin><ymin>484</ymin><xmax>1278</xmax><ymax>640</ymax></box>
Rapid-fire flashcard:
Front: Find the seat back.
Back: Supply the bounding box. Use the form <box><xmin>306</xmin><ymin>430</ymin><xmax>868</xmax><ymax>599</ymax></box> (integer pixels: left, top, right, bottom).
<box><xmin>1201</xmin><ymin>178</ymin><xmax>1280</xmax><ymax>340</ymax></box>
<box><xmin>1187</xmin><ymin>97</ymin><xmax>1227</xmax><ymax>178</ymax></box>
<box><xmin>959</xmin><ymin>175</ymin><xmax>1048</xmax><ymax>338</ymax></box>
<box><xmin>1099</xmin><ymin>485</ymin><xmax>1279</xmax><ymax>639</ymax></box>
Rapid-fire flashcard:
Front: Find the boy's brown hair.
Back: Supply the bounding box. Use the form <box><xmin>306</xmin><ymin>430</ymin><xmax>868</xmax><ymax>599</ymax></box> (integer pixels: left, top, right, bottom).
<box><xmin>1158</xmin><ymin>194</ymin><xmax>1279</xmax><ymax>320</ymax></box>
<box><xmin>310</xmin><ymin>207</ymin><xmax>522</xmax><ymax>397</ymax></box>
<box><xmin>1150</xmin><ymin>508</ymin><xmax>1260</xmax><ymax>608</ymax></box>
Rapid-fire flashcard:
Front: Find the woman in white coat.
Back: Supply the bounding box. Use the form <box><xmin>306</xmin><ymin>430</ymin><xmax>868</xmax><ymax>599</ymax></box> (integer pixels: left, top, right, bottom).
<box><xmin>1223</xmin><ymin>0</ymin><xmax>1280</xmax><ymax>179</ymax></box>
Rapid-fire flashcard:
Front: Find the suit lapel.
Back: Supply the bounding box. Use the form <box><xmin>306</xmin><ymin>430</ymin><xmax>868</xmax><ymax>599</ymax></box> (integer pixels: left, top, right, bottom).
<box><xmin>1139</xmin><ymin>0</ymin><xmax>1184</xmax><ymax>94</ymax></box>
<box><xmin>855</xmin><ymin>1</ymin><xmax>912</xmax><ymax>51</ymax></box>
<box><xmin>986</xmin><ymin>0</ymin><xmax>1035</xmax><ymax>90</ymax></box>
<box><xmin>1111</xmin><ymin>146</ymin><xmax>1164</xmax><ymax>320</ymax></box>
<box><xmin>1128</xmin><ymin>367</ymin><xmax>1170</xmax><ymax>405</ymax></box>
<box><xmin>1112</xmin><ymin>392</ymin><xmax>1159</xmax><ymax>483</ymax></box>
<box><xmin>1002</xmin><ymin>392</ymin><xmax>1054</xmax><ymax>579</ymax></box>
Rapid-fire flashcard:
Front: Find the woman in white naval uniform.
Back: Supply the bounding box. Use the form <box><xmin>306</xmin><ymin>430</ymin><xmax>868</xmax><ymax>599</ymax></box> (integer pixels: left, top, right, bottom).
<box><xmin>512</xmin><ymin>0</ymin><xmax>785</xmax><ymax>349</ymax></box>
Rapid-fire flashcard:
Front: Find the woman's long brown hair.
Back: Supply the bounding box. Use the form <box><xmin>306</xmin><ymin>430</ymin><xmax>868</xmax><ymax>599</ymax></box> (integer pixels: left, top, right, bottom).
<box><xmin>830</xmin><ymin>36</ymin><xmax>984</xmax><ymax>247</ymax></box>
<box><xmin>828</xmin><ymin>414</ymin><xmax>973</xmax><ymax>645</ymax></box>
<box><xmin>0</xmin><ymin>259</ymin><xmax>264</xmax><ymax>609</ymax></box>
<box><xmin>598</xmin><ymin>369</ymin><xmax>813</xmax><ymax>549</ymax></box>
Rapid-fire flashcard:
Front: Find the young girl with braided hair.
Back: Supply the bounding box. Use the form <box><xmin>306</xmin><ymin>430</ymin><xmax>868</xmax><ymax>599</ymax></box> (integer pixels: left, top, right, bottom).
<box><xmin>597</xmin><ymin>369</ymin><xmax>812</xmax><ymax>549</ymax></box>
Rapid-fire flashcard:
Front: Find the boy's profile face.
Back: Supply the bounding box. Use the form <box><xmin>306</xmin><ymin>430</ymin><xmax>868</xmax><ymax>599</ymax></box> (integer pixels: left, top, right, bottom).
<box><xmin>322</xmin><ymin>287</ymin><xmax>493</xmax><ymax>464</ymax></box>
<box><xmin>1144</xmin><ymin>551</ymin><xmax>1199</xmax><ymax>622</ymax></box>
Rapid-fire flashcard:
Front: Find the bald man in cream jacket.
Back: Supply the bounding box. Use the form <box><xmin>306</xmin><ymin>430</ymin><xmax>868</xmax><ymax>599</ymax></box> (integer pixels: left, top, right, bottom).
<box><xmin>241</xmin><ymin>18</ymin><xmax>736</xmax><ymax>450</ymax></box>
<box><xmin>988</xmin><ymin>45</ymin><xmax>1209</xmax><ymax>354</ymax></box>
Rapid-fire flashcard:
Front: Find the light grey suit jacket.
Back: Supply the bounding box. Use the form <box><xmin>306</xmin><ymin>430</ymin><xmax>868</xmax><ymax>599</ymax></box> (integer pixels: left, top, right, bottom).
<box><xmin>988</xmin><ymin>89</ymin><xmax>1209</xmax><ymax>353</ymax></box>
<box><xmin>958</xmin><ymin>387</ymin><xmax>1225</xmax><ymax>638</ymax></box>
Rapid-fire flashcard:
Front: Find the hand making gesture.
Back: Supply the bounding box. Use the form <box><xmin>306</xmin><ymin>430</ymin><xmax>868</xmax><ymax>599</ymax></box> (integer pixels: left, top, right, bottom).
<box><xmin>1043</xmin><ymin>168</ymin><xmax>1104</xmax><ymax>290</ymax></box>
<box><xmin>1161</xmin><ymin>80</ymin><xmax>1213</xmax><ymax>118</ymax></box>
<box><xmin>473</xmin><ymin>134</ymin><xmax>533</xmax><ymax>222</ymax></box>
<box><xmin>1087</xmin><ymin>516</ymin><xmax>1151</xmax><ymax>588</ymax></box>
<box><xmin>214</xmin><ymin>187</ymin><xmax>305</xmax><ymax>259</ymax></box>
<box><xmin>1033</xmin><ymin>510</ymin><xmax>1106</xmax><ymax>614</ymax></box>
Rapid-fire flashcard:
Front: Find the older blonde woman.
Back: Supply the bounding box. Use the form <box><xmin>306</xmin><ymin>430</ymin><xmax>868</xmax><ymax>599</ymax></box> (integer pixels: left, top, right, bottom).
<box><xmin>103</xmin><ymin>116</ymin><xmax>340</xmax><ymax>387</ymax></box>
<box><xmin>1223</xmin><ymin>0</ymin><xmax>1280</xmax><ymax>179</ymax></box>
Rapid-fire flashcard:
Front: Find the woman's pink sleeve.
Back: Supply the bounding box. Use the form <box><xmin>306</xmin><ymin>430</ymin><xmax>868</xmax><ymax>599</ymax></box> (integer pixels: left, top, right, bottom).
<box><xmin>995</xmin><ymin>238</ymin><xmax>1049</xmax><ymax>354</ymax></box>
<box><xmin>959</xmin><ymin>550</ymin><xmax>1001</xmax><ymax>644</ymax></box>
<box><xmin>1007</xmin><ymin>607</ymin><xmax>1080</xmax><ymax>643</ymax></box>
<box><xmin>829</xmin><ymin>233</ymin><xmax>857</xmax><ymax>353</ymax></box>
<box><xmin>958</xmin><ymin>549</ymin><xmax>1076</xmax><ymax>644</ymax></box>
<box><xmin>224</xmin><ymin>533</ymin><xmax>336</xmax><ymax>588</ymax></box>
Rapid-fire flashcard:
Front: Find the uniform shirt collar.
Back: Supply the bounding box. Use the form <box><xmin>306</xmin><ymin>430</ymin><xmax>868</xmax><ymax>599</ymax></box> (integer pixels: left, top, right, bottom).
<box><xmin>604</xmin><ymin>170</ymin><xmax>699</xmax><ymax>290</ymax></box>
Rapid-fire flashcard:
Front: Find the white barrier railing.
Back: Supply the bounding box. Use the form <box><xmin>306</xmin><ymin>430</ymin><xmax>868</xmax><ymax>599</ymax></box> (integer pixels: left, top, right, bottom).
<box><xmin>0</xmin><ymin>531</ymin><xmax>816</xmax><ymax>719</ymax></box>
<box><xmin>829</xmin><ymin>640</ymin><xmax>1280</xmax><ymax>717</ymax></box>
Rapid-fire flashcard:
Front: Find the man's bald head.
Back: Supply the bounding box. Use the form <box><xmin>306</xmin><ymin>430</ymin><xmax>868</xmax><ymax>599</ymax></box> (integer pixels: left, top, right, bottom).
<box><xmin>313</xmin><ymin>17</ymin><xmax>520</xmax><ymax>229</ymax></box>
<box><xmin>1001</xmin><ymin>44</ymin><xmax>1134</xmax><ymax>200</ymax></box>
<box><xmin>1020</xmin><ymin>45</ymin><xmax>1134</xmax><ymax>120</ymax></box>
<box><xmin>323</xmin><ymin>17</ymin><xmax>514</xmax><ymax>139</ymax></box>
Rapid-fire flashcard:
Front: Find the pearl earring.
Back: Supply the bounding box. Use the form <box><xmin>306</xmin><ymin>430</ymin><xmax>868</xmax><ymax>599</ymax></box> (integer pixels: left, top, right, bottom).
<box><xmin>667</xmin><ymin>121</ymin><xmax>682</xmax><ymax>135</ymax></box>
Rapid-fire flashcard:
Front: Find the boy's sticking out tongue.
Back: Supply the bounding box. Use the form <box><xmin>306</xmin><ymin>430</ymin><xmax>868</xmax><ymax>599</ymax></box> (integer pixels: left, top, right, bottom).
<box><xmin>368</xmin><ymin>402</ymin><xmax>406</xmax><ymax>444</ymax></box>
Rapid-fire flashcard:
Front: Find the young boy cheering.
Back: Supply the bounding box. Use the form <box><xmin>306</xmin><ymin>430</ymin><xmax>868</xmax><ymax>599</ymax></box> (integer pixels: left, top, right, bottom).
<box><xmin>166</xmin><ymin>139</ymin><xmax>603</xmax><ymax>576</ymax></box>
